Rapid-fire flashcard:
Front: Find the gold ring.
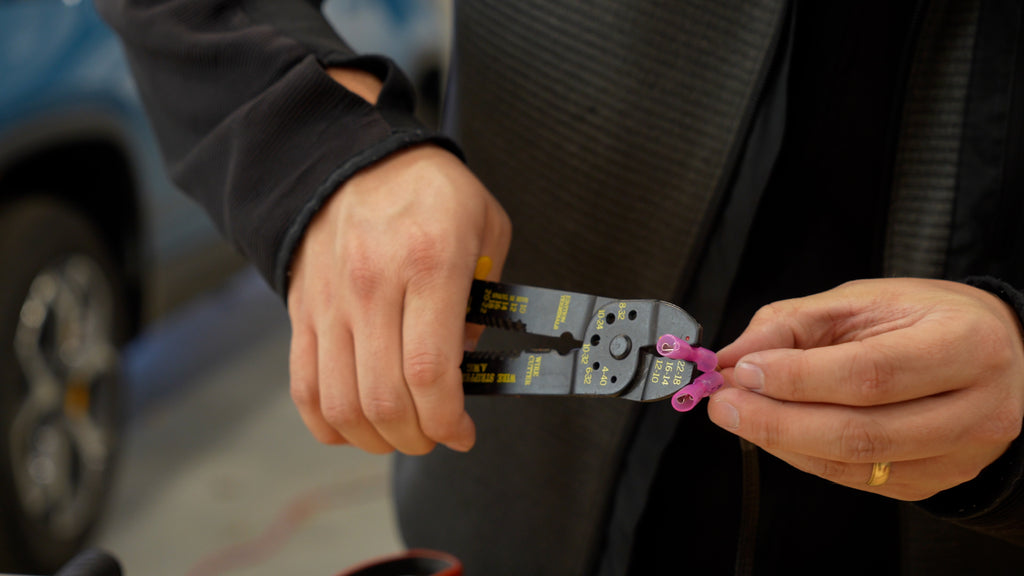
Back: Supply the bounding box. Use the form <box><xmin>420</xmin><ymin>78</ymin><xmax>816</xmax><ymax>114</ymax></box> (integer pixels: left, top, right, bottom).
<box><xmin>867</xmin><ymin>461</ymin><xmax>891</xmax><ymax>487</ymax></box>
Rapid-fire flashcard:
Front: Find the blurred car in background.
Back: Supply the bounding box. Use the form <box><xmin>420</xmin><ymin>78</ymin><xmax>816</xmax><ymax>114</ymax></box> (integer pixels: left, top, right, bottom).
<box><xmin>323</xmin><ymin>0</ymin><xmax>451</xmax><ymax>128</ymax></box>
<box><xmin>0</xmin><ymin>0</ymin><xmax>448</xmax><ymax>572</ymax></box>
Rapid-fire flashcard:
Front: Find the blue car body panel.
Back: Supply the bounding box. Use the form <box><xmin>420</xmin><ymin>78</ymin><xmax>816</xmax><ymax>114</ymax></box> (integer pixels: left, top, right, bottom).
<box><xmin>0</xmin><ymin>0</ymin><xmax>447</xmax><ymax>301</ymax></box>
<box><xmin>0</xmin><ymin>0</ymin><xmax>224</xmax><ymax>283</ymax></box>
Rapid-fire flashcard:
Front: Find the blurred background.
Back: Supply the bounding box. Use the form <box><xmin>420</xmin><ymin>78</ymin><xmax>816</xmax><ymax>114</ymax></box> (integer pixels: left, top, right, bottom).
<box><xmin>0</xmin><ymin>1</ymin><xmax>451</xmax><ymax>574</ymax></box>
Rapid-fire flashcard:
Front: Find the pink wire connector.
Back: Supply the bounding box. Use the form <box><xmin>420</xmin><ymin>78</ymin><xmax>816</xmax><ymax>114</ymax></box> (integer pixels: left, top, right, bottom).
<box><xmin>657</xmin><ymin>334</ymin><xmax>723</xmax><ymax>412</ymax></box>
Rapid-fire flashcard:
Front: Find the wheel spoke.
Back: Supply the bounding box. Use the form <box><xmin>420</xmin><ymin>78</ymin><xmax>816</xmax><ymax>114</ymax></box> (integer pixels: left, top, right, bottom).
<box><xmin>67</xmin><ymin>411</ymin><xmax>112</xmax><ymax>473</ymax></box>
<box><xmin>14</xmin><ymin>270</ymin><xmax>64</xmax><ymax>412</ymax></box>
<box><xmin>8</xmin><ymin>254</ymin><xmax>120</xmax><ymax>538</ymax></box>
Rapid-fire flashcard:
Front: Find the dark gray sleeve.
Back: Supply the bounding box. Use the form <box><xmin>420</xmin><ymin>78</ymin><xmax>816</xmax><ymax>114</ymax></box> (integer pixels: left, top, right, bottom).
<box><xmin>915</xmin><ymin>276</ymin><xmax>1024</xmax><ymax>546</ymax></box>
<box><xmin>95</xmin><ymin>0</ymin><xmax>461</xmax><ymax>297</ymax></box>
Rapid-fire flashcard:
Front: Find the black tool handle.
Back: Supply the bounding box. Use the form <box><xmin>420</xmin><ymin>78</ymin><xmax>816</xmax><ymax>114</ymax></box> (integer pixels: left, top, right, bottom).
<box><xmin>466</xmin><ymin>279</ymin><xmax>600</xmax><ymax>340</ymax></box>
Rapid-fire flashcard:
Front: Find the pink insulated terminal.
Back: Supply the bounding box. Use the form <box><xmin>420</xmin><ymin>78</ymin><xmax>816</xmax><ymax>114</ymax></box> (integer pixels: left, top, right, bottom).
<box><xmin>657</xmin><ymin>334</ymin><xmax>722</xmax><ymax>412</ymax></box>
<box><xmin>671</xmin><ymin>371</ymin><xmax>724</xmax><ymax>412</ymax></box>
<box><xmin>656</xmin><ymin>334</ymin><xmax>717</xmax><ymax>372</ymax></box>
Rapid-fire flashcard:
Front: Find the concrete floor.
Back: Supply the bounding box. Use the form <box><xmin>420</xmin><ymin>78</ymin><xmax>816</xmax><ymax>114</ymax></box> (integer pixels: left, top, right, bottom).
<box><xmin>91</xmin><ymin>269</ymin><xmax>404</xmax><ymax>576</ymax></box>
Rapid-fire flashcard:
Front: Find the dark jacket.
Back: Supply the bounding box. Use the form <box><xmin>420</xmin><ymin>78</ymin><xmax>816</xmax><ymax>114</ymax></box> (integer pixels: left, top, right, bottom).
<box><xmin>98</xmin><ymin>0</ymin><xmax>1024</xmax><ymax>574</ymax></box>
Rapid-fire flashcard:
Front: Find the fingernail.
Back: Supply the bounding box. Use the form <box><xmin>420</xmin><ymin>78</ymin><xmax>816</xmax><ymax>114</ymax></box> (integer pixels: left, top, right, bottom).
<box><xmin>446</xmin><ymin>439</ymin><xmax>474</xmax><ymax>452</ymax></box>
<box><xmin>445</xmin><ymin>414</ymin><xmax>477</xmax><ymax>452</ymax></box>
<box><xmin>711</xmin><ymin>399</ymin><xmax>740</xmax><ymax>430</ymax></box>
<box><xmin>734</xmin><ymin>361</ymin><xmax>764</xmax><ymax>391</ymax></box>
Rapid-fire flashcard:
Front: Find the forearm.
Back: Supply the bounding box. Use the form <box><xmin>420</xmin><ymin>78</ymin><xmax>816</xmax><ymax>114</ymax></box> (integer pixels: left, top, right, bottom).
<box><xmin>96</xmin><ymin>0</ymin><xmax>459</xmax><ymax>296</ymax></box>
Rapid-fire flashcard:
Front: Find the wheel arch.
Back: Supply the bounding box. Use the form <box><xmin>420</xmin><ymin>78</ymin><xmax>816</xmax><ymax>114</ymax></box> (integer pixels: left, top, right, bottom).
<box><xmin>0</xmin><ymin>118</ymin><xmax>145</xmax><ymax>337</ymax></box>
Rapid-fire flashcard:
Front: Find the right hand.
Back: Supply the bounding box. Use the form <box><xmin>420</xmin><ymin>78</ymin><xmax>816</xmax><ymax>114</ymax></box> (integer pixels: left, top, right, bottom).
<box><xmin>286</xmin><ymin>144</ymin><xmax>512</xmax><ymax>455</ymax></box>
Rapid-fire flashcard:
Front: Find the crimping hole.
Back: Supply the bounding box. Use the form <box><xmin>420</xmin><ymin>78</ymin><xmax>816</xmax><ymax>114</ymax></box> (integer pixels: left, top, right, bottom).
<box><xmin>673</xmin><ymin>394</ymin><xmax>696</xmax><ymax>411</ymax></box>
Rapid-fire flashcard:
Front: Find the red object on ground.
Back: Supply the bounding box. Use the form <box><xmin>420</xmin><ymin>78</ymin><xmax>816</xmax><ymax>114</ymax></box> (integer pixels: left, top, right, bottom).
<box><xmin>335</xmin><ymin>549</ymin><xmax>463</xmax><ymax>576</ymax></box>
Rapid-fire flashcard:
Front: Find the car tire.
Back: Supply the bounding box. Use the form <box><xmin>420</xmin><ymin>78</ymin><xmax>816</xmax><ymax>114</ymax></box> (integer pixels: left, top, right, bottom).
<box><xmin>0</xmin><ymin>197</ymin><xmax>128</xmax><ymax>573</ymax></box>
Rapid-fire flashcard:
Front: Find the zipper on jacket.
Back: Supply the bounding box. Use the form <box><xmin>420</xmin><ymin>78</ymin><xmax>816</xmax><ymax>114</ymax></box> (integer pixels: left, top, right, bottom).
<box><xmin>876</xmin><ymin>0</ymin><xmax>930</xmax><ymax>276</ymax></box>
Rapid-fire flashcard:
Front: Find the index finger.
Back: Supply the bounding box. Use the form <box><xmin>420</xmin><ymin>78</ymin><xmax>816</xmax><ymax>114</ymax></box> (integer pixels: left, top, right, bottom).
<box><xmin>400</xmin><ymin>255</ymin><xmax>484</xmax><ymax>452</ymax></box>
<box><xmin>724</xmin><ymin>327</ymin><xmax>973</xmax><ymax>406</ymax></box>
<box><xmin>708</xmin><ymin>386</ymin><xmax>963</xmax><ymax>463</ymax></box>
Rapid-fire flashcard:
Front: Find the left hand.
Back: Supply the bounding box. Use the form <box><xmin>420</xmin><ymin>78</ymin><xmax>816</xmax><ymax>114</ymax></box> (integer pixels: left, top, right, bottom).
<box><xmin>710</xmin><ymin>278</ymin><xmax>1024</xmax><ymax>500</ymax></box>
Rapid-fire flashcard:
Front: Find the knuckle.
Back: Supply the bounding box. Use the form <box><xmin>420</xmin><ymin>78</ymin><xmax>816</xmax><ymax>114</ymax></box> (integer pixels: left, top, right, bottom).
<box><xmin>749</xmin><ymin>300</ymin><xmax>807</xmax><ymax>346</ymax></box>
<box><xmin>291</xmin><ymin>258</ymin><xmax>336</xmax><ymax>310</ymax></box>
<box><xmin>420</xmin><ymin>416</ymin><xmax>460</xmax><ymax>444</ymax></box>
<box><xmin>786</xmin><ymin>353</ymin><xmax>817</xmax><ymax>402</ymax></box>
<box><xmin>814</xmin><ymin>459</ymin><xmax>850</xmax><ymax>482</ymax></box>
<box><xmin>320</xmin><ymin>397</ymin><xmax>365</xmax><ymax>430</ymax></box>
<box><xmin>401</xmin><ymin>234</ymin><xmax>454</xmax><ymax>286</ymax></box>
<box><xmin>342</xmin><ymin>240</ymin><xmax>385</xmax><ymax>301</ymax></box>
<box><xmin>977</xmin><ymin>403</ymin><xmax>1023</xmax><ymax>445</ymax></box>
<box><xmin>978</xmin><ymin>326</ymin><xmax>1019</xmax><ymax>376</ymax></box>
<box><xmin>836</xmin><ymin>421</ymin><xmax>890</xmax><ymax>462</ymax></box>
<box><xmin>361</xmin><ymin>394</ymin><xmax>408</xmax><ymax>426</ymax></box>
<box><xmin>347</xmin><ymin>261</ymin><xmax>384</xmax><ymax>301</ymax></box>
<box><xmin>751</xmin><ymin>301</ymin><xmax>787</xmax><ymax>326</ymax></box>
<box><xmin>949</xmin><ymin>461</ymin><xmax>982</xmax><ymax>488</ymax></box>
<box><xmin>851</xmin><ymin>344</ymin><xmax>897</xmax><ymax>404</ymax></box>
<box><xmin>858</xmin><ymin>362</ymin><xmax>887</xmax><ymax>400</ymax></box>
<box><xmin>289</xmin><ymin>377</ymin><xmax>318</xmax><ymax>410</ymax></box>
<box><xmin>749</xmin><ymin>416</ymin><xmax>786</xmax><ymax>452</ymax></box>
<box><xmin>404</xmin><ymin>349</ymin><xmax>453</xmax><ymax>391</ymax></box>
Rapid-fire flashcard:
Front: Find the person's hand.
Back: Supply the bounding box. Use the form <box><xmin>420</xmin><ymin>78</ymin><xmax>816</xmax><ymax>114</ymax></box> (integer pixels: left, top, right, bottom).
<box><xmin>710</xmin><ymin>278</ymin><xmax>1024</xmax><ymax>500</ymax></box>
<box><xmin>286</xmin><ymin>144</ymin><xmax>511</xmax><ymax>455</ymax></box>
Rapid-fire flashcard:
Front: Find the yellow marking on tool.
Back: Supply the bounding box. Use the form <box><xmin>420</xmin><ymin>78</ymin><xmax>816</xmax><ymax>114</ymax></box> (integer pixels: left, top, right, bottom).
<box><xmin>464</xmin><ymin>373</ymin><xmax>496</xmax><ymax>384</ymax></box>
<box><xmin>475</xmin><ymin>256</ymin><xmax>493</xmax><ymax>280</ymax></box>
<box><xmin>553</xmin><ymin>294</ymin><xmax>571</xmax><ymax>331</ymax></box>
<box><xmin>470</xmin><ymin>257</ymin><xmax>494</xmax><ymax>315</ymax></box>
<box><xmin>524</xmin><ymin>354</ymin><xmax>542</xmax><ymax>386</ymax></box>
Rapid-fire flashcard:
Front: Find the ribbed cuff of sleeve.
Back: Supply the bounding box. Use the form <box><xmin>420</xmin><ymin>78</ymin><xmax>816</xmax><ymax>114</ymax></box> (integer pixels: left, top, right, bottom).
<box><xmin>273</xmin><ymin>127</ymin><xmax>463</xmax><ymax>299</ymax></box>
<box><xmin>170</xmin><ymin>54</ymin><xmax>462</xmax><ymax>299</ymax></box>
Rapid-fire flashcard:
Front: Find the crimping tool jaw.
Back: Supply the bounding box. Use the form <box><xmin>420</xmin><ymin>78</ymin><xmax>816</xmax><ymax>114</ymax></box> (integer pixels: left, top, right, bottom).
<box><xmin>582</xmin><ymin>299</ymin><xmax>701</xmax><ymax>401</ymax></box>
<box><xmin>656</xmin><ymin>334</ymin><xmax>723</xmax><ymax>411</ymax></box>
<box><xmin>571</xmin><ymin>299</ymin><xmax>664</xmax><ymax>398</ymax></box>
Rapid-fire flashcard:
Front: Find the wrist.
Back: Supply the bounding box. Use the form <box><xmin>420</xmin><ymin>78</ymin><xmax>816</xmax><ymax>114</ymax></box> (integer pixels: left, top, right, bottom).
<box><xmin>327</xmin><ymin>67</ymin><xmax>383</xmax><ymax>104</ymax></box>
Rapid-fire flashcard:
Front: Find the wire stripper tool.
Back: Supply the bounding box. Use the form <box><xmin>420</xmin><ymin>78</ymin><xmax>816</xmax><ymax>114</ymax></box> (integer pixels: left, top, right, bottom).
<box><xmin>461</xmin><ymin>279</ymin><xmax>722</xmax><ymax>412</ymax></box>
